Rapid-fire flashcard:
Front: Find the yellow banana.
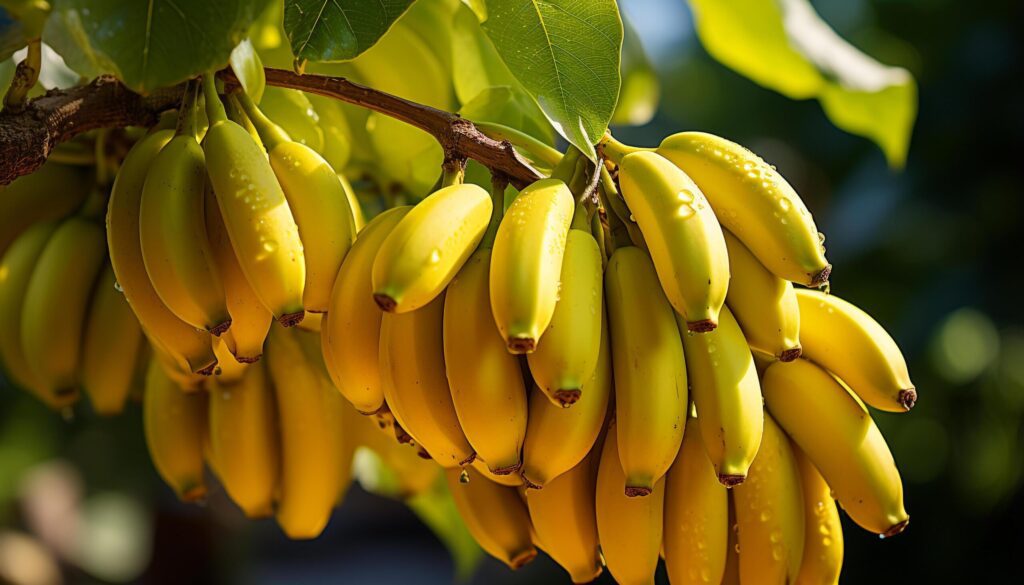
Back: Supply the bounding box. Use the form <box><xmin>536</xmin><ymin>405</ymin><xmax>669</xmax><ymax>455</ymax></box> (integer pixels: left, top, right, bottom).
<box><xmin>471</xmin><ymin>458</ymin><xmax>524</xmax><ymax>488</ymax></box>
<box><xmin>663</xmin><ymin>418</ymin><xmax>729</xmax><ymax>585</ymax></box>
<box><xmin>656</xmin><ymin>131</ymin><xmax>831</xmax><ymax>285</ymax></box>
<box><xmin>796</xmin><ymin>289</ymin><xmax>917</xmax><ymax>412</ymax></box>
<box><xmin>322</xmin><ymin>207</ymin><xmax>411</xmax><ymax>414</ymax></box>
<box><xmin>379</xmin><ymin>293</ymin><xmax>474</xmax><ymax>468</ymax></box>
<box><xmin>605</xmin><ymin>246</ymin><xmax>686</xmax><ymax>495</ymax></box>
<box><xmin>443</xmin><ymin>247</ymin><xmax>527</xmax><ymax>474</ymax></box>
<box><xmin>763</xmin><ymin>358</ymin><xmax>909</xmax><ymax>536</ymax></box>
<box><xmin>143</xmin><ymin>358</ymin><xmax>207</xmax><ymax>501</ymax></box>
<box><xmin>150</xmin><ymin>338</ymin><xmax>206</xmax><ymax>392</ymax></box>
<box><xmin>595</xmin><ymin>422</ymin><xmax>665</xmax><ymax>585</ymax></box>
<box><xmin>678</xmin><ymin>304</ymin><xmax>763</xmax><ymax>485</ymax></box>
<box><xmin>372</xmin><ymin>183</ymin><xmax>491</xmax><ymax>313</ymax></box>
<box><xmin>81</xmin><ymin>263</ymin><xmax>145</xmax><ymax>416</ymax></box>
<box><xmin>490</xmin><ymin>178</ymin><xmax>575</xmax><ymax>353</ymax></box>
<box><xmin>722</xmin><ymin>497</ymin><xmax>740</xmax><ymax>585</ymax></box>
<box><xmin>794</xmin><ymin>444</ymin><xmax>844</xmax><ymax>585</ymax></box>
<box><xmin>211</xmin><ymin>335</ymin><xmax>248</xmax><ymax>385</ymax></box>
<box><xmin>0</xmin><ymin>159</ymin><xmax>89</xmax><ymax>256</ymax></box>
<box><xmin>617</xmin><ymin>150</ymin><xmax>729</xmax><ymax>331</ymax></box>
<box><xmin>723</xmin><ymin>229</ymin><xmax>801</xmax><ymax>361</ymax></box>
<box><xmin>527</xmin><ymin>227</ymin><xmax>603</xmax><ymax>405</ymax></box>
<box><xmin>340</xmin><ymin>173</ymin><xmax>366</xmax><ymax>230</ymax></box>
<box><xmin>107</xmin><ymin>130</ymin><xmax>216</xmax><ymax>375</ymax></box>
<box><xmin>733</xmin><ymin>412</ymin><xmax>805</xmax><ymax>585</ymax></box>
<box><xmin>21</xmin><ymin>216</ymin><xmax>106</xmax><ymax>405</ymax></box>
<box><xmin>446</xmin><ymin>467</ymin><xmax>537</xmax><ymax>570</ymax></box>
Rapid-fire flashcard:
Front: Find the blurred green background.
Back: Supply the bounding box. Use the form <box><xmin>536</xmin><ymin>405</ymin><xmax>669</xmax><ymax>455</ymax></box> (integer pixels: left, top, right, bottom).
<box><xmin>1</xmin><ymin>0</ymin><xmax>1021</xmax><ymax>583</ymax></box>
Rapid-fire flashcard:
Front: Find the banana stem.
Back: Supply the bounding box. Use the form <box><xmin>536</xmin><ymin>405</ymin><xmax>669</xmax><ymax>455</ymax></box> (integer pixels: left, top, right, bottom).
<box><xmin>598</xmin><ymin>168</ymin><xmax>637</xmax><ymax>250</ymax></box>
<box><xmin>202</xmin><ymin>73</ymin><xmax>228</xmax><ymax>125</ymax></box>
<box><xmin>175</xmin><ymin>79</ymin><xmax>201</xmax><ymax>139</ymax></box>
<box><xmin>441</xmin><ymin>158</ymin><xmax>466</xmax><ymax>187</ymax></box>
<box><xmin>480</xmin><ymin>174</ymin><xmax>508</xmax><ymax>249</ymax></box>
<box><xmin>598</xmin><ymin>133</ymin><xmax>651</xmax><ymax>165</ymax></box>
<box><xmin>3</xmin><ymin>40</ymin><xmax>41</xmax><ymax>113</ymax></box>
<box><xmin>235</xmin><ymin>89</ymin><xmax>291</xmax><ymax>150</ymax></box>
<box><xmin>474</xmin><ymin>122</ymin><xmax>563</xmax><ymax>168</ymax></box>
<box><xmin>549</xmin><ymin>146</ymin><xmax>582</xmax><ymax>183</ymax></box>
<box><xmin>225</xmin><ymin>94</ymin><xmax>265</xmax><ymax>149</ymax></box>
<box><xmin>567</xmin><ymin>157</ymin><xmax>592</xmax><ymax>231</ymax></box>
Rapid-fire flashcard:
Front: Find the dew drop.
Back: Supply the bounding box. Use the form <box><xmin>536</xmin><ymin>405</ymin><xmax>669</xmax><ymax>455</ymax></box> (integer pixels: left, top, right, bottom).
<box><xmin>113</xmin><ymin>281</ymin><xmax>123</xmax><ymax>292</ymax></box>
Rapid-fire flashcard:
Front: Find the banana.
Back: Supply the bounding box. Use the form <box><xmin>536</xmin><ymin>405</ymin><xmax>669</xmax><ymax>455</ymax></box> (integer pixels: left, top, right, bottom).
<box><xmin>211</xmin><ymin>335</ymin><xmax>248</xmax><ymax>385</ymax></box>
<box><xmin>21</xmin><ymin>216</ymin><xmax>106</xmax><ymax>405</ymax></box>
<box><xmin>656</xmin><ymin>131</ymin><xmax>831</xmax><ymax>285</ymax></box>
<box><xmin>351</xmin><ymin>410</ymin><xmax>441</xmax><ymax>498</ymax></box>
<box><xmin>107</xmin><ymin>130</ymin><xmax>216</xmax><ymax>375</ymax></box>
<box><xmin>202</xmin><ymin>76</ymin><xmax>306</xmax><ymax>326</ymax></box>
<box><xmin>762</xmin><ymin>358</ymin><xmax>909</xmax><ymax>536</ymax></box>
<box><xmin>81</xmin><ymin>263</ymin><xmax>145</xmax><ymax>415</ymax></box>
<box><xmin>617</xmin><ymin>150</ymin><xmax>729</xmax><ymax>331</ymax></box>
<box><xmin>527</xmin><ymin>227</ymin><xmax>603</xmax><ymax>406</ymax></box>
<box><xmin>0</xmin><ymin>159</ymin><xmax>89</xmax><ymax>256</ymax></box>
<box><xmin>795</xmin><ymin>289</ymin><xmax>917</xmax><ymax>412</ymax></box>
<box><xmin>723</xmin><ymin>229</ymin><xmax>801</xmax><ymax>361</ymax></box>
<box><xmin>722</xmin><ymin>497</ymin><xmax>740</xmax><ymax>585</ymax></box>
<box><xmin>605</xmin><ymin>246</ymin><xmax>686</xmax><ymax>495</ymax></box>
<box><xmin>446</xmin><ymin>466</ymin><xmax>537</xmax><ymax>570</ymax></box>
<box><xmin>794</xmin><ymin>444</ymin><xmax>844</xmax><ymax>585</ymax></box>
<box><xmin>490</xmin><ymin>178</ymin><xmax>575</xmax><ymax>353</ymax></box>
<box><xmin>663</xmin><ymin>418</ymin><xmax>729</xmax><ymax>585</ymax></box>
<box><xmin>379</xmin><ymin>293</ymin><xmax>474</xmax><ymax>468</ymax></box>
<box><xmin>258</xmin><ymin>86</ymin><xmax>324</xmax><ymax>152</ymax></box>
<box><xmin>733</xmin><ymin>412</ymin><xmax>805</xmax><ymax>585</ymax></box>
<box><xmin>595</xmin><ymin>421</ymin><xmax>665</xmax><ymax>585</ymax></box>
<box><xmin>372</xmin><ymin>183</ymin><xmax>491</xmax><ymax>313</ymax></box>
<box><xmin>525</xmin><ymin>455</ymin><xmax>602</xmax><ymax>583</ymax></box>
<box><xmin>471</xmin><ymin>458</ymin><xmax>524</xmax><ymax>488</ymax></box>
<box><xmin>307</xmin><ymin>93</ymin><xmax>353</xmax><ymax>172</ymax></box>
<box><xmin>443</xmin><ymin>247</ymin><xmax>527</xmax><ymax>474</ymax></box>
<box><xmin>678</xmin><ymin>304</ymin><xmax>764</xmax><ymax>485</ymax></box>
<box><xmin>208</xmin><ymin>358</ymin><xmax>279</xmax><ymax>518</ymax></box>
<box><xmin>322</xmin><ymin>207</ymin><xmax>411</xmax><ymax>414</ymax></box>
<box><xmin>143</xmin><ymin>358</ymin><xmax>207</xmax><ymax>501</ymax></box>
<box><xmin>340</xmin><ymin>173</ymin><xmax>366</xmax><ymax>230</ymax></box>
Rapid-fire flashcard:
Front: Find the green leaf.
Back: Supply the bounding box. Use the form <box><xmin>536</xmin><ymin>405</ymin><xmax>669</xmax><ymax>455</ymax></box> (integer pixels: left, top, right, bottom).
<box><xmin>451</xmin><ymin>3</ymin><xmax>516</xmax><ymax>106</ymax></box>
<box><xmin>611</xmin><ymin>12</ymin><xmax>658</xmax><ymax>126</ymax></box>
<box><xmin>42</xmin><ymin>0</ymin><xmax>270</xmax><ymax>93</ymax></box>
<box><xmin>407</xmin><ymin>477</ymin><xmax>483</xmax><ymax>582</ymax></box>
<box><xmin>283</xmin><ymin>0</ymin><xmax>413</xmax><ymax>63</ymax></box>
<box><xmin>229</xmin><ymin>39</ymin><xmax>264</xmax><ymax>102</ymax></box>
<box><xmin>459</xmin><ymin>85</ymin><xmax>554</xmax><ymax>145</ymax></box>
<box><xmin>687</xmin><ymin>0</ymin><xmax>917</xmax><ymax>167</ymax></box>
<box><xmin>480</xmin><ymin>0</ymin><xmax>623</xmax><ymax>160</ymax></box>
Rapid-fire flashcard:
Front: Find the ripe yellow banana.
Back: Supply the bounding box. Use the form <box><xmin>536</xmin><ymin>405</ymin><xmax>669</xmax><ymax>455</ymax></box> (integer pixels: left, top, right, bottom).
<box><xmin>443</xmin><ymin>247</ymin><xmax>527</xmax><ymax>474</ymax></box>
<box><xmin>794</xmin><ymin>444</ymin><xmax>843</xmax><ymax>585</ymax></box>
<box><xmin>322</xmin><ymin>206</ymin><xmax>411</xmax><ymax>414</ymax></box>
<box><xmin>379</xmin><ymin>293</ymin><xmax>474</xmax><ymax>468</ymax></box>
<box><xmin>471</xmin><ymin>458</ymin><xmax>525</xmax><ymax>488</ymax></box>
<box><xmin>143</xmin><ymin>358</ymin><xmax>207</xmax><ymax>501</ymax></box>
<box><xmin>722</xmin><ymin>498</ymin><xmax>740</xmax><ymax>585</ymax></box>
<box><xmin>656</xmin><ymin>131</ymin><xmax>831</xmax><ymax>285</ymax></box>
<box><xmin>618</xmin><ymin>150</ymin><xmax>729</xmax><ymax>331</ymax></box>
<box><xmin>211</xmin><ymin>335</ymin><xmax>248</xmax><ymax>385</ymax></box>
<box><xmin>107</xmin><ymin>130</ymin><xmax>216</xmax><ymax>375</ymax></box>
<box><xmin>605</xmin><ymin>246</ymin><xmax>686</xmax><ymax>495</ymax></box>
<box><xmin>679</xmin><ymin>304</ymin><xmax>764</xmax><ymax>485</ymax></box>
<box><xmin>527</xmin><ymin>227</ymin><xmax>603</xmax><ymax>405</ymax></box>
<box><xmin>0</xmin><ymin>159</ymin><xmax>89</xmax><ymax>256</ymax></box>
<box><xmin>664</xmin><ymin>418</ymin><xmax>729</xmax><ymax>585</ymax></box>
<box><xmin>595</xmin><ymin>422</ymin><xmax>665</xmax><ymax>585</ymax></box>
<box><xmin>446</xmin><ymin>467</ymin><xmax>537</xmax><ymax>570</ymax></box>
<box><xmin>723</xmin><ymin>230</ymin><xmax>801</xmax><ymax>361</ymax></box>
<box><xmin>490</xmin><ymin>178</ymin><xmax>574</xmax><ymax>353</ymax></box>
<box><xmin>733</xmin><ymin>412</ymin><xmax>805</xmax><ymax>585</ymax></box>
<box><xmin>81</xmin><ymin>263</ymin><xmax>144</xmax><ymax>415</ymax></box>
<box><xmin>796</xmin><ymin>289</ymin><xmax>916</xmax><ymax>412</ymax></box>
<box><xmin>372</xmin><ymin>183</ymin><xmax>491</xmax><ymax>313</ymax></box>
<box><xmin>763</xmin><ymin>358</ymin><xmax>909</xmax><ymax>536</ymax></box>
<box><xmin>21</xmin><ymin>216</ymin><xmax>106</xmax><ymax>405</ymax></box>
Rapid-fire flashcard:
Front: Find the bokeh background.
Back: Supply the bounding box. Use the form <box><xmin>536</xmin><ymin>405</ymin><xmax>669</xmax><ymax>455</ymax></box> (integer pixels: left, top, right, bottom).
<box><xmin>2</xmin><ymin>0</ymin><xmax>1021</xmax><ymax>583</ymax></box>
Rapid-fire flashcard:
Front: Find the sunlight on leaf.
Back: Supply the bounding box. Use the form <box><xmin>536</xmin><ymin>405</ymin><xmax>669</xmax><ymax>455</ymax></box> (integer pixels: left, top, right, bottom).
<box><xmin>283</xmin><ymin>0</ymin><xmax>413</xmax><ymax>62</ymax></box>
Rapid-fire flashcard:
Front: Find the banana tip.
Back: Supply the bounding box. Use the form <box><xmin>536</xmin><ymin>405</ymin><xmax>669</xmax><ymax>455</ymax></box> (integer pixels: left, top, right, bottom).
<box><xmin>278</xmin><ymin>310</ymin><xmax>305</xmax><ymax>328</ymax></box>
<box><xmin>898</xmin><ymin>388</ymin><xmax>917</xmax><ymax>410</ymax></box>
<box><xmin>554</xmin><ymin>389</ymin><xmax>581</xmax><ymax>407</ymax></box>
<box><xmin>490</xmin><ymin>462</ymin><xmax>522</xmax><ymax>476</ymax></box>
<box><xmin>687</xmin><ymin>319</ymin><xmax>717</xmax><ymax>333</ymax></box>
<box><xmin>416</xmin><ymin>448</ymin><xmax>431</xmax><ymax>460</ymax></box>
<box><xmin>459</xmin><ymin>452</ymin><xmax>478</xmax><ymax>467</ymax></box>
<box><xmin>521</xmin><ymin>474</ymin><xmax>543</xmax><ymax>490</ymax></box>
<box><xmin>718</xmin><ymin>474</ymin><xmax>746</xmax><ymax>488</ymax></box>
<box><xmin>507</xmin><ymin>336</ymin><xmax>536</xmax><ymax>354</ymax></box>
<box><xmin>624</xmin><ymin>486</ymin><xmax>652</xmax><ymax>498</ymax></box>
<box><xmin>779</xmin><ymin>347</ymin><xmax>802</xmax><ymax>362</ymax></box>
<box><xmin>233</xmin><ymin>354</ymin><xmax>261</xmax><ymax>364</ymax></box>
<box><xmin>180</xmin><ymin>485</ymin><xmax>208</xmax><ymax>503</ymax></box>
<box><xmin>196</xmin><ymin>360</ymin><xmax>218</xmax><ymax>376</ymax></box>
<box><xmin>373</xmin><ymin>293</ymin><xmax>398</xmax><ymax>313</ymax></box>
<box><xmin>812</xmin><ymin>264</ymin><xmax>832</xmax><ymax>286</ymax></box>
<box><xmin>881</xmin><ymin>517</ymin><xmax>910</xmax><ymax>538</ymax></box>
<box><xmin>208</xmin><ymin>319</ymin><xmax>232</xmax><ymax>337</ymax></box>
<box><xmin>509</xmin><ymin>549</ymin><xmax>538</xmax><ymax>570</ymax></box>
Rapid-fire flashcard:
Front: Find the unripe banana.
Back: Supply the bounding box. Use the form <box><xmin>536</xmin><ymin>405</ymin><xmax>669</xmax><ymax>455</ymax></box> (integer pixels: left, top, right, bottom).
<box><xmin>443</xmin><ymin>247</ymin><xmax>527</xmax><ymax>474</ymax></box>
<box><xmin>322</xmin><ymin>207</ymin><xmax>411</xmax><ymax>414</ymax></box>
<box><xmin>372</xmin><ymin>183</ymin><xmax>491</xmax><ymax>313</ymax></box>
<box><xmin>618</xmin><ymin>150</ymin><xmax>729</xmax><ymax>331</ymax></box>
<box><xmin>81</xmin><ymin>263</ymin><xmax>144</xmax><ymax>415</ymax></box>
<box><xmin>794</xmin><ymin>444</ymin><xmax>843</xmax><ymax>585</ymax></box>
<box><xmin>763</xmin><ymin>358</ymin><xmax>909</xmax><ymax>536</ymax></box>
<box><xmin>490</xmin><ymin>178</ymin><xmax>574</xmax><ymax>353</ymax></box>
<box><xmin>723</xmin><ymin>230</ymin><xmax>801</xmax><ymax>361</ymax></box>
<box><xmin>446</xmin><ymin>467</ymin><xmax>537</xmax><ymax>570</ymax></box>
<box><xmin>259</xmin><ymin>87</ymin><xmax>324</xmax><ymax>152</ymax></box>
<box><xmin>0</xmin><ymin>159</ymin><xmax>89</xmax><ymax>256</ymax></box>
<box><xmin>656</xmin><ymin>131</ymin><xmax>831</xmax><ymax>285</ymax></box>
<box><xmin>678</xmin><ymin>304</ymin><xmax>764</xmax><ymax>485</ymax></box>
<box><xmin>605</xmin><ymin>246</ymin><xmax>686</xmax><ymax>495</ymax></box>
<box><xmin>733</xmin><ymin>412</ymin><xmax>805</xmax><ymax>585</ymax></box>
<box><xmin>796</xmin><ymin>289</ymin><xmax>916</xmax><ymax>412</ymax></box>
<box><xmin>143</xmin><ymin>358</ymin><xmax>207</xmax><ymax>501</ymax></box>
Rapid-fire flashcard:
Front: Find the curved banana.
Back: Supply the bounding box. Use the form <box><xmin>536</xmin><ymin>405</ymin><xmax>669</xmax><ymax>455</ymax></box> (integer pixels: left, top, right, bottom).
<box><xmin>443</xmin><ymin>247</ymin><xmax>527</xmax><ymax>475</ymax></box>
<box><xmin>490</xmin><ymin>178</ymin><xmax>574</xmax><ymax>353</ymax></box>
<box><xmin>794</xmin><ymin>444</ymin><xmax>844</xmax><ymax>585</ymax></box>
<box><xmin>763</xmin><ymin>358</ymin><xmax>909</xmax><ymax>536</ymax></box>
<box><xmin>0</xmin><ymin>159</ymin><xmax>89</xmax><ymax>256</ymax></box>
<box><xmin>656</xmin><ymin>131</ymin><xmax>831</xmax><ymax>285</ymax></box>
<box><xmin>322</xmin><ymin>207</ymin><xmax>411</xmax><ymax>414</ymax></box>
<box><xmin>446</xmin><ymin>467</ymin><xmax>537</xmax><ymax>570</ymax></box>
<box><xmin>372</xmin><ymin>183</ymin><xmax>491</xmax><ymax>313</ymax></box>
<box><xmin>679</xmin><ymin>304</ymin><xmax>764</xmax><ymax>485</ymax></box>
<box><xmin>605</xmin><ymin>246</ymin><xmax>686</xmax><ymax>495</ymax></box>
<box><xmin>723</xmin><ymin>230</ymin><xmax>801</xmax><ymax>361</ymax></box>
<box><xmin>143</xmin><ymin>358</ymin><xmax>207</xmax><ymax>501</ymax></box>
<box><xmin>796</xmin><ymin>289</ymin><xmax>916</xmax><ymax>412</ymax></box>
<box><xmin>618</xmin><ymin>150</ymin><xmax>729</xmax><ymax>331</ymax></box>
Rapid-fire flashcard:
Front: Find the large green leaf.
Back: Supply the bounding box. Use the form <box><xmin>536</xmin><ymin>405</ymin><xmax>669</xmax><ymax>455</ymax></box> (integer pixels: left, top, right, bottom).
<box><xmin>450</xmin><ymin>3</ymin><xmax>517</xmax><ymax>105</ymax></box>
<box><xmin>687</xmin><ymin>0</ymin><xmax>917</xmax><ymax>167</ymax></box>
<box><xmin>283</xmin><ymin>0</ymin><xmax>413</xmax><ymax>63</ymax></box>
<box><xmin>480</xmin><ymin>0</ymin><xmax>623</xmax><ymax>159</ymax></box>
<box><xmin>611</xmin><ymin>12</ymin><xmax>658</xmax><ymax>126</ymax></box>
<box><xmin>42</xmin><ymin>0</ymin><xmax>270</xmax><ymax>93</ymax></box>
